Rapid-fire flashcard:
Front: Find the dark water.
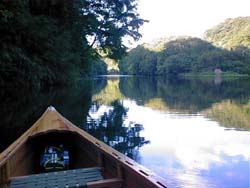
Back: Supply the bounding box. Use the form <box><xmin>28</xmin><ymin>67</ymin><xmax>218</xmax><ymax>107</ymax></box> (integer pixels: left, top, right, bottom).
<box><xmin>0</xmin><ymin>76</ymin><xmax>250</xmax><ymax>188</ymax></box>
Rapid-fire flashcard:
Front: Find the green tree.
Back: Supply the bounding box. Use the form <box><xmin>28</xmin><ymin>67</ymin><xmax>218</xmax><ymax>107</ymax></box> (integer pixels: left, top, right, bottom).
<box><xmin>0</xmin><ymin>0</ymin><xmax>145</xmax><ymax>88</ymax></box>
<box><xmin>119</xmin><ymin>45</ymin><xmax>157</xmax><ymax>75</ymax></box>
<box><xmin>120</xmin><ymin>36</ymin><xmax>250</xmax><ymax>76</ymax></box>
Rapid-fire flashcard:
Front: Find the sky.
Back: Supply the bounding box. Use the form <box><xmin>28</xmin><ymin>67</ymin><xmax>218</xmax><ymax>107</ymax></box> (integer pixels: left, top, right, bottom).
<box><xmin>136</xmin><ymin>0</ymin><xmax>250</xmax><ymax>44</ymax></box>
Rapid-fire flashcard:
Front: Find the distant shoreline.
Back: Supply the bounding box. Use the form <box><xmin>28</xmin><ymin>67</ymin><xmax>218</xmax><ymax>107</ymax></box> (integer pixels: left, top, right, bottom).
<box><xmin>179</xmin><ymin>72</ymin><xmax>250</xmax><ymax>79</ymax></box>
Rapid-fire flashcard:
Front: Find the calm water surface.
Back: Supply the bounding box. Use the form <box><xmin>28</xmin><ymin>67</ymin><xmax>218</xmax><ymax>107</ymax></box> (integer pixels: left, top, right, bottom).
<box><xmin>0</xmin><ymin>76</ymin><xmax>249</xmax><ymax>188</ymax></box>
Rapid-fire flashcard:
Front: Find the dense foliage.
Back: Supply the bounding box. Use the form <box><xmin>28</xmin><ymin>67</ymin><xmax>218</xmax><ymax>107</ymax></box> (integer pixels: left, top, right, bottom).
<box><xmin>204</xmin><ymin>17</ymin><xmax>250</xmax><ymax>49</ymax></box>
<box><xmin>0</xmin><ymin>0</ymin><xmax>144</xmax><ymax>88</ymax></box>
<box><xmin>119</xmin><ymin>46</ymin><xmax>157</xmax><ymax>75</ymax></box>
<box><xmin>119</xmin><ymin>17</ymin><xmax>250</xmax><ymax>76</ymax></box>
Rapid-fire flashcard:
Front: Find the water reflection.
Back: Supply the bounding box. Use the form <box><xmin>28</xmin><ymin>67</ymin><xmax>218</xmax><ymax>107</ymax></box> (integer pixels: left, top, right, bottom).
<box><xmin>84</xmin><ymin>100</ymin><xmax>149</xmax><ymax>160</ymax></box>
<box><xmin>205</xmin><ymin>100</ymin><xmax>250</xmax><ymax>129</ymax></box>
<box><xmin>120</xmin><ymin>76</ymin><xmax>250</xmax><ymax>113</ymax></box>
<box><xmin>90</xmin><ymin>77</ymin><xmax>250</xmax><ymax>188</ymax></box>
<box><xmin>1</xmin><ymin>76</ymin><xmax>250</xmax><ymax>188</ymax></box>
<box><xmin>122</xmin><ymin>100</ymin><xmax>250</xmax><ymax>188</ymax></box>
<box><xmin>92</xmin><ymin>79</ymin><xmax>124</xmax><ymax>104</ymax></box>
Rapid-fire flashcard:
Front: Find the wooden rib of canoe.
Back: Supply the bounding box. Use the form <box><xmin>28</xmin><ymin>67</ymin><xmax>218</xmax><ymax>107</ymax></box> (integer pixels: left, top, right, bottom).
<box><xmin>0</xmin><ymin>106</ymin><xmax>171</xmax><ymax>188</ymax></box>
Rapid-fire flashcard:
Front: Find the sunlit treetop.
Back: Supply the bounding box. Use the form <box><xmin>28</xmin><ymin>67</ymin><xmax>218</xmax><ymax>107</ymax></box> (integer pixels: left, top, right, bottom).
<box><xmin>28</xmin><ymin>0</ymin><xmax>146</xmax><ymax>59</ymax></box>
<box><xmin>77</xmin><ymin>0</ymin><xmax>146</xmax><ymax>59</ymax></box>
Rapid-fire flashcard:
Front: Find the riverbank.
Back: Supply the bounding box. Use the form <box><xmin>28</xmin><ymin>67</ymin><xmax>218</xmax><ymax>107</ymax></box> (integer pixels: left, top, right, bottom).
<box><xmin>179</xmin><ymin>71</ymin><xmax>250</xmax><ymax>80</ymax></box>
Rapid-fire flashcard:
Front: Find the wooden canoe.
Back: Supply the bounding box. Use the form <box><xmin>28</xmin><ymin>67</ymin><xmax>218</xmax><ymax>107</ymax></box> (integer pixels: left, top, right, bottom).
<box><xmin>0</xmin><ymin>106</ymin><xmax>171</xmax><ymax>188</ymax></box>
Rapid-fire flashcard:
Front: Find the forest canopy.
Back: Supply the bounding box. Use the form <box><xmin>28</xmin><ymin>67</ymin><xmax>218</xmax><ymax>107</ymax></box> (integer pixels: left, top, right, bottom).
<box><xmin>204</xmin><ymin>17</ymin><xmax>250</xmax><ymax>49</ymax></box>
<box><xmin>0</xmin><ymin>0</ymin><xmax>145</xmax><ymax>88</ymax></box>
<box><xmin>119</xmin><ymin>17</ymin><xmax>250</xmax><ymax>76</ymax></box>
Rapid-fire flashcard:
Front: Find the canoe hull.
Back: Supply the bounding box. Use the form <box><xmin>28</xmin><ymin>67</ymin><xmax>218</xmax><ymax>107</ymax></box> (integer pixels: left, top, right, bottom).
<box><xmin>0</xmin><ymin>107</ymin><xmax>170</xmax><ymax>188</ymax></box>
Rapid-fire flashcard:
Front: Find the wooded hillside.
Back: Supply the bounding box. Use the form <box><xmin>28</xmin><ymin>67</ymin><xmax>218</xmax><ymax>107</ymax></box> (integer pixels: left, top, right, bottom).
<box><xmin>119</xmin><ymin>17</ymin><xmax>250</xmax><ymax>76</ymax></box>
<box><xmin>204</xmin><ymin>17</ymin><xmax>250</xmax><ymax>49</ymax></box>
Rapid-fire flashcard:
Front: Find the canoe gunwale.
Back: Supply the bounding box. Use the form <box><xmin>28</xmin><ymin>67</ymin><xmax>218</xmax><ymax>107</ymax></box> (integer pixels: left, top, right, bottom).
<box><xmin>0</xmin><ymin>106</ymin><xmax>171</xmax><ymax>188</ymax></box>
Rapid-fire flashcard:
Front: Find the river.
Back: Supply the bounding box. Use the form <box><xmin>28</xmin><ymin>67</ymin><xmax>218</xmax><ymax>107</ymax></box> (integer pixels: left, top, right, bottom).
<box><xmin>0</xmin><ymin>76</ymin><xmax>249</xmax><ymax>188</ymax></box>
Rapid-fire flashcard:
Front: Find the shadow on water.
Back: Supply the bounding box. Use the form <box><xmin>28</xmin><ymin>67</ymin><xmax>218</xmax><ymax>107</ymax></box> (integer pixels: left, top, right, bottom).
<box><xmin>2</xmin><ymin>76</ymin><xmax>250</xmax><ymax>188</ymax></box>
<box><xmin>1</xmin><ymin>76</ymin><xmax>250</xmax><ymax>154</ymax></box>
<box><xmin>0</xmin><ymin>78</ymin><xmax>149</xmax><ymax>160</ymax></box>
<box><xmin>0</xmin><ymin>79</ymin><xmax>105</xmax><ymax>152</ymax></box>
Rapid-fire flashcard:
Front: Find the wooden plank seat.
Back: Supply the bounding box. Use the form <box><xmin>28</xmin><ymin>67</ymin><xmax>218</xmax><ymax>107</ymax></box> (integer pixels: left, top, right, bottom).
<box><xmin>10</xmin><ymin>167</ymin><xmax>122</xmax><ymax>188</ymax></box>
<box><xmin>0</xmin><ymin>107</ymin><xmax>169</xmax><ymax>188</ymax></box>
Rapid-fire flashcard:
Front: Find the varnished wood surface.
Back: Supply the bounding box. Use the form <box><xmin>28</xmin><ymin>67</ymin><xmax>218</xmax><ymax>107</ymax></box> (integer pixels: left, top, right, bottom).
<box><xmin>0</xmin><ymin>106</ymin><xmax>171</xmax><ymax>188</ymax></box>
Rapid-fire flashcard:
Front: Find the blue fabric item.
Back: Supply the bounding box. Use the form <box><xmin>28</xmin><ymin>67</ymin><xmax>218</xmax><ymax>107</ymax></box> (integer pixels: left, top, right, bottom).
<box><xmin>40</xmin><ymin>145</ymin><xmax>69</xmax><ymax>171</ymax></box>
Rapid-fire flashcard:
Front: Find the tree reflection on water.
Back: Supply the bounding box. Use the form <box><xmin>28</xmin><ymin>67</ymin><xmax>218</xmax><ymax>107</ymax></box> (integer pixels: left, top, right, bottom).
<box><xmin>83</xmin><ymin>100</ymin><xmax>149</xmax><ymax>160</ymax></box>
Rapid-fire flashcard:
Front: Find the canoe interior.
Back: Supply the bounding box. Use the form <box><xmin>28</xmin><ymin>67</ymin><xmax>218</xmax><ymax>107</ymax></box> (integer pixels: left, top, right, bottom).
<box><xmin>1</xmin><ymin>130</ymin><xmax>118</xmax><ymax>178</ymax></box>
<box><xmin>0</xmin><ymin>107</ymin><xmax>170</xmax><ymax>188</ymax></box>
<box><xmin>30</xmin><ymin>131</ymin><xmax>99</xmax><ymax>173</ymax></box>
